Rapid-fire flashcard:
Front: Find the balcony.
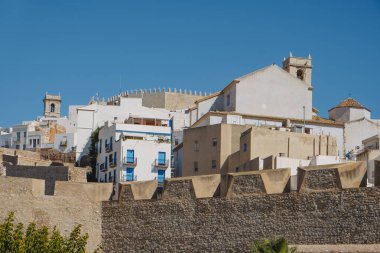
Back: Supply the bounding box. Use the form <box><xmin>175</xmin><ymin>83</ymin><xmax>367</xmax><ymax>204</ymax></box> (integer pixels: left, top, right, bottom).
<box><xmin>154</xmin><ymin>159</ymin><xmax>169</xmax><ymax>169</ymax></box>
<box><xmin>123</xmin><ymin>157</ymin><xmax>137</xmax><ymax>166</ymax></box>
<box><xmin>13</xmin><ymin>138</ymin><xmax>21</xmax><ymax>143</ymax></box>
<box><xmin>105</xmin><ymin>144</ymin><xmax>113</xmax><ymax>153</ymax></box>
<box><xmin>109</xmin><ymin>161</ymin><xmax>117</xmax><ymax>168</ymax></box>
<box><xmin>99</xmin><ymin>163</ymin><xmax>106</xmax><ymax>172</ymax></box>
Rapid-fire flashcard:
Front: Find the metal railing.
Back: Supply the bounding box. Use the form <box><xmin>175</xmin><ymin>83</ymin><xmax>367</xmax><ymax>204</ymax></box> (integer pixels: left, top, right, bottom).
<box><xmin>154</xmin><ymin>159</ymin><xmax>169</xmax><ymax>168</ymax></box>
<box><xmin>105</xmin><ymin>145</ymin><xmax>113</xmax><ymax>153</ymax></box>
<box><xmin>123</xmin><ymin>157</ymin><xmax>137</xmax><ymax>166</ymax></box>
<box><xmin>99</xmin><ymin>163</ymin><xmax>106</xmax><ymax>172</ymax></box>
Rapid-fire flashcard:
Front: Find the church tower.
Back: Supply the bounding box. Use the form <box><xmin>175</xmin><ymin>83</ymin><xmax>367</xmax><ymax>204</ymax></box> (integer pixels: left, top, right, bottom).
<box><xmin>43</xmin><ymin>93</ymin><xmax>61</xmax><ymax>118</ymax></box>
<box><xmin>282</xmin><ymin>53</ymin><xmax>312</xmax><ymax>87</ymax></box>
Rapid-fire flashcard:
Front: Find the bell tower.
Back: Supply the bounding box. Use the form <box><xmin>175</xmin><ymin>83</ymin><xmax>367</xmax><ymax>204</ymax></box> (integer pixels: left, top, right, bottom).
<box><xmin>282</xmin><ymin>52</ymin><xmax>312</xmax><ymax>86</ymax></box>
<box><xmin>43</xmin><ymin>93</ymin><xmax>61</xmax><ymax>118</ymax></box>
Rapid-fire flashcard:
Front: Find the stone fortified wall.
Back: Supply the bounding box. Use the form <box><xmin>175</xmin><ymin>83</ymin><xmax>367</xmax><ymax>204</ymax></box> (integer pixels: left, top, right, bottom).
<box><xmin>102</xmin><ymin>163</ymin><xmax>380</xmax><ymax>253</ymax></box>
<box><xmin>0</xmin><ymin>177</ymin><xmax>113</xmax><ymax>253</ymax></box>
<box><xmin>5</xmin><ymin>164</ymin><xmax>88</xmax><ymax>195</ymax></box>
<box><xmin>107</xmin><ymin>89</ymin><xmax>208</xmax><ymax>111</ymax></box>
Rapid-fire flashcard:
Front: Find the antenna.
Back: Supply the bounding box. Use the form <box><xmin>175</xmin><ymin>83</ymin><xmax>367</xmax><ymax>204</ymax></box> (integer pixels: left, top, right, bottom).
<box><xmin>119</xmin><ymin>76</ymin><xmax>122</xmax><ymax>94</ymax></box>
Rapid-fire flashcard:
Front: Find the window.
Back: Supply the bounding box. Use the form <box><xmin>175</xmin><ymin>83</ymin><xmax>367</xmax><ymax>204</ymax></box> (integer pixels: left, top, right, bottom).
<box><xmin>114</xmin><ymin>152</ymin><xmax>117</xmax><ymax>166</ymax></box>
<box><xmin>23</xmin><ymin>144</ymin><xmax>26</xmax><ymax>150</ymax></box>
<box><xmin>108</xmin><ymin>171</ymin><xmax>112</xmax><ymax>182</ymax></box>
<box><xmin>37</xmin><ymin>139</ymin><xmax>40</xmax><ymax>145</ymax></box>
<box><xmin>296</xmin><ymin>69</ymin><xmax>304</xmax><ymax>80</ymax></box>
<box><xmin>194</xmin><ymin>161</ymin><xmax>198</xmax><ymax>172</ymax></box>
<box><xmin>50</xmin><ymin>103</ymin><xmax>55</xmax><ymax>112</ymax></box>
<box><xmin>212</xmin><ymin>160</ymin><xmax>216</xmax><ymax>169</ymax></box>
<box><xmin>23</xmin><ymin>132</ymin><xmax>26</xmax><ymax>138</ymax></box>
<box><xmin>175</xmin><ymin>139</ymin><xmax>179</xmax><ymax>146</ymax></box>
<box><xmin>236</xmin><ymin>167</ymin><xmax>239</xmax><ymax>172</ymax></box>
<box><xmin>158</xmin><ymin>152</ymin><xmax>166</xmax><ymax>165</ymax></box>
<box><xmin>16</xmin><ymin>132</ymin><xmax>20</xmax><ymax>141</ymax></box>
<box><xmin>157</xmin><ymin>170</ymin><xmax>165</xmax><ymax>184</ymax></box>
<box><xmin>126</xmin><ymin>149</ymin><xmax>135</xmax><ymax>163</ymax></box>
<box><xmin>194</xmin><ymin>140</ymin><xmax>199</xmax><ymax>151</ymax></box>
<box><xmin>243</xmin><ymin>143</ymin><xmax>247</xmax><ymax>152</ymax></box>
<box><xmin>16</xmin><ymin>145</ymin><xmax>20</xmax><ymax>150</ymax></box>
<box><xmin>105</xmin><ymin>174</ymin><xmax>107</xmax><ymax>182</ymax></box>
<box><xmin>99</xmin><ymin>139</ymin><xmax>102</xmax><ymax>153</ymax></box>
<box><xmin>113</xmin><ymin>170</ymin><xmax>116</xmax><ymax>183</ymax></box>
<box><xmin>110</xmin><ymin>137</ymin><xmax>113</xmax><ymax>150</ymax></box>
<box><xmin>212</xmin><ymin>138</ymin><xmax>217</xmax><ymax>147</ymax></box>
<box><xmin>126</xmin><ymin>168</ymin><xmax>134</xmax><ymax>181</ymax></box>
<box><xmin>105</xmin><ymin>156</ymin><xmax>108</xmax><ymax>169</ymax></box>
<box><xmin>227</xmin><ymin>94</ymin><xmax>231</xmax><ymax>106</ymax></box>
<box><xmin>30</xmin><ymin>139</ymin><xmax>32</xmax><ymax>145</ymax></box>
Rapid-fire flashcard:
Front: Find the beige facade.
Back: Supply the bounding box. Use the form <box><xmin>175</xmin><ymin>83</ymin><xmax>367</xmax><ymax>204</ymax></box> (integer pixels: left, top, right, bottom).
<box><xmin>181</xmin><ymin>124</ymin><xmax>250</xmax><ymax>177</ymax></box>
<box><xmin>43</xmin><ymin>93</ymin><xmax>62</xmax><ymax>118</ymax></box>
<box><xmin>282</xmin><ymin>54</ymin><xmax>312</xmax><ymax>86</ymax></box>
<box><xmin>107</xmin><ymin>89</ymin><xmax>206</xmax><ymax>111</ymax></box>
<box><xmin>180</xmin><ymin>123</ymin><xmax>337</xmax><ymax>177</ymax></box>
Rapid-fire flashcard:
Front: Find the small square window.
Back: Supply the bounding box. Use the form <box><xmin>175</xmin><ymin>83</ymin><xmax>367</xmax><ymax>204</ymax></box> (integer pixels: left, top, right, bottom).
<box><xmin>212</xmin><ymin>138</ymin><xmax>217</xmax><ymax>147</ymax></box>
<box><xmin>194</xmin><ymin>161</ymin><xmax>198</xmax><ymax>172</ymax></box>
<box><xmin>212</xmin><ymin>160</ymin><xmax>216</xmax><ymax>169</ymax></box>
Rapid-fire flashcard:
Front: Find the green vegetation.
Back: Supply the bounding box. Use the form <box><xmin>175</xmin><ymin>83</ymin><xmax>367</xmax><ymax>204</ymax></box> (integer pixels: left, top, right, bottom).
<box><xmin>87</xmin><ymin>128</ymin><xmax>100</xmax><ymax>182</ymax></box>
<box><xmin>250</xmin><ymin>237</ymin><xmax>297</xmax><ymax>253</ymax></box>
<box><xmin>0</xmin><ymin>212</ymin><xmax>88</xmax><ymax>253</ymax></box>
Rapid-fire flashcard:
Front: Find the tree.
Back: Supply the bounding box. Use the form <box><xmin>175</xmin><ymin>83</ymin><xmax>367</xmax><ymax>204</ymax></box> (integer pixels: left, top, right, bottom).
<box><xmin>0</xmin><ymin>212</ymin><xmax>89</xmax><ymax>253</ymax></box>
<box><xmin>250</xmin><ymin>237</ymin><xmax>297</xmax><ymax>253</ymax></box>
<box><xmin>87</xmin><ymin>128</ymin><xmax>100</xmax><ymax>182</ymax></box>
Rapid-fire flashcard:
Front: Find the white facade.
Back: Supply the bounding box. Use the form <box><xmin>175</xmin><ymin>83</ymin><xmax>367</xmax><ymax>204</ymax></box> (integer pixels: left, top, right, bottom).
<box><xmin>54</xmin><ymin>133</ymin><xmax>77</xmax><ymax>153</ymax></box>
<box><xmin>75</xmin><ymin>97</ymin><xmax>172</xmax><ymax>161</ymax></box>
<box><xmin>97</xmin><ymin>119</ymin><xmax>172</xmax><ymax>189</ymax></box>
<box><xmin>0</xmin><ymin>130</ymin><xmax>12</xmax><ymax>148</ymax></box>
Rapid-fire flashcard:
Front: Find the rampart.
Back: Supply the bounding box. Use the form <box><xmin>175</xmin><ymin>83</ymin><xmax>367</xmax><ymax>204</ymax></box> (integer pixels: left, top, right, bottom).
<box><xmin>107</xmin><ymin>89</ymin><xmax>208</xmax><ymax>111</ymax></box>
<box><xmin>5</xmin><ymin>164</ymin><xmax>87</xmax><ymax>195</ymax></box>
<box><xmin>102</xmin><ymin>162</ymin><xmax>380</xmax><ymax>252</ymax></box>
<box><xmin>0</xmin><ymin>176</ymin><xmax>113</xmax><ymax>252</ymax></box>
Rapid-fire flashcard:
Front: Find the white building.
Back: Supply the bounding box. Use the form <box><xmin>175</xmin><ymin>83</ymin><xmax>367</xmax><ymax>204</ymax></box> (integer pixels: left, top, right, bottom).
<box><xmin>328</xmin><ymin>97</ymin><xmax>380</xmax><ymax>156</ymax></box>
<box><xmin>96</xmin><ymin>115</ymin><xmax>172</xmax><ymax>189</ymax></box>
<box><xmin>0</xmin><ymin>128</ymin><xmax>12</xmax><ymax>148</ymax></box>
<box><xmin>74</xmin><ymin>96</ymin><xmax>189</xmax><ymax>163</ymax></box>
<box><xmin>187</xmin><ymin>55</ymin><xmax>346</xmax><ymax>157</ymax></box>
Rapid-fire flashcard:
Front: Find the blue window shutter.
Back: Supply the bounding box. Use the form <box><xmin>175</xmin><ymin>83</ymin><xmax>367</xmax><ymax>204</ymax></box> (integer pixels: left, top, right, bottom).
<box><xmin>158</xmin><ymin>152</ymin><xmax>166</xmax><ymax>165</ymax></box>
<box><xmin>157</xmin><ymin>170</ymin><xmax>165</xmax><ymax>183</ymax></box>
<box><xmin>113</xmin><ymin>170</ymin><xmax>116</xmax><ymax>182</ymax></box>
<box><xmin>114</xmin><ymin>152</ymin><xmax>117</xmax><ymax>165</ymax></box>
<box><xmin>126</xmin><ymin>168</ymin><xmax>134</xmax><ymax>181</ymax></box>
<box><xmin>110</xmin><ymin>137</ymin><xmax>113</xmax><ymax>149</ymax></box>
<box><xmin>127</xmin><ymin>150</ymin><xmax>134</xmax><ymax>163</ymax></box>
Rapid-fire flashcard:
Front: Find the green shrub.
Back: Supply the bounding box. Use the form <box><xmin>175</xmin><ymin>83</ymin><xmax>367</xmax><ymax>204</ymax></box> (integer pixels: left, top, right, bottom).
<box><xmin>0</xmin><ymin>212</ymin><xmax>89</xmax><ymax>253</ymax></box>
<box><xmin>250</xmin><ymin>237</ymin><xmax>297</xmax><ymax>253</ymax></box>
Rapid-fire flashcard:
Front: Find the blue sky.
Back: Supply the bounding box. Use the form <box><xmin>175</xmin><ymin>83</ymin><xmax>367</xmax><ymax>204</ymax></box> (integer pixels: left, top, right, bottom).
<box><xmin>0</xmin><ymin>0</ymin><xmax>379</xmax><ymax>126</ymax></box>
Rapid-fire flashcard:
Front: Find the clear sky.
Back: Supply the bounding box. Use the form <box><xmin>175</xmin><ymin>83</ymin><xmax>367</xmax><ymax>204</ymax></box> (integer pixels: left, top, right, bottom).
<box><xmin>0</xmin><ymin>0</ymin><xmax>379</xmax><ymax>127</ymax></box>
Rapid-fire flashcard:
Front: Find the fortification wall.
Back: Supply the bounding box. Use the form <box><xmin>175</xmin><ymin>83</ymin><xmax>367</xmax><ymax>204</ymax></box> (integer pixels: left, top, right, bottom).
<box><xmin>0</xmin><ymin>177</ymin><xmax>113</xmax><ymax>253</ymax></box>
<box><xmin>107</xmin><ymin>89</ymin><xmax>207</xmax><ymax>110</ymax></box>
<box><xmin>6</xmin><ymin>165</ymin><xmax>69</xmax><ymax>195</ymax></box>
<box><xmin>101</xmin><ymin>163</ymin><xmax>378</xmax><ymax>253</ymax></box>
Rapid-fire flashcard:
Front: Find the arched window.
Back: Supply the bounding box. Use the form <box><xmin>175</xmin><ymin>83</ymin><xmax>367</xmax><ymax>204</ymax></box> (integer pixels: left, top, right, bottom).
<box><xmin>50</xmin><ymin>103</ymin><xmax>55</xmax><ymax>113</ymax></box>
<box><xmin>297</xmin><ymin>69</ymin><xmax>304</xmax><ymax>80</ymax></box>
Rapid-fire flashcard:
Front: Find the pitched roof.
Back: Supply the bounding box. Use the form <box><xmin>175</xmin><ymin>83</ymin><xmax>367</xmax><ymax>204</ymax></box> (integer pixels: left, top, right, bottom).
<box><xmin>330</xmin><ymin>97</ymin><xmax>371</xmax><ymax>112</ymax></box>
